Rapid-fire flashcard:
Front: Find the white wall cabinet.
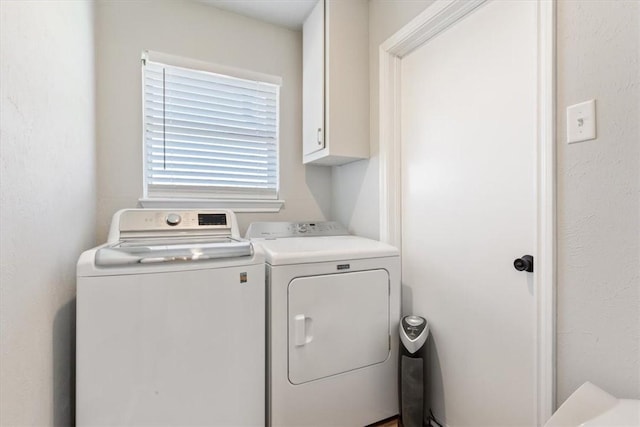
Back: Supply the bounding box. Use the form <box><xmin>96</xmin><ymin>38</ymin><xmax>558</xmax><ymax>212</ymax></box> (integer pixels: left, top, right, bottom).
<box><xmin>302</xmin><ymin>0</ymin><xmax>369</xmax><ymax>166</ymax></box>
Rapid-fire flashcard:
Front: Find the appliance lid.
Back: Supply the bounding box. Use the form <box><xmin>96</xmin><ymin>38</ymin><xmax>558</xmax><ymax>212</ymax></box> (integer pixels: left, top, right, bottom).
<box><xmin>95</xmin><ymin>237</ymin><xmax>253</xmax><ymax>267</ymax></box>
<box><xmin>98</xmin><ymin>209</ymin><xmax>249</xmax><ymax>266</ymax></box>
<box><xmin>252</xmin><ymin>235</ymin><xmax>399</xmax><ymax>265</ymax></box>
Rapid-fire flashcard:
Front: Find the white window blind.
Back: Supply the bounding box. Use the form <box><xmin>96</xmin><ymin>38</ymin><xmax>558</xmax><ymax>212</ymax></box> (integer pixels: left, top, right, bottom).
<box><xmin>142</xmin><ymin>56</ymin><xmax>280</xmax><ymax>201</ymax></box>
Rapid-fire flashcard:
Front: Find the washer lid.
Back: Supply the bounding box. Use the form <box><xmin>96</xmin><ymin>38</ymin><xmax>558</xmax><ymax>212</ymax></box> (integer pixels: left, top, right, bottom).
<box><xmin>252</xmin><ymin>235</ymin><xmax>399</xmax><ymax>265</ymax></box>
<box><xmin>95</xmin><ymin>237</ymin><xmax>253</xmax><ymax>266</ymax></box>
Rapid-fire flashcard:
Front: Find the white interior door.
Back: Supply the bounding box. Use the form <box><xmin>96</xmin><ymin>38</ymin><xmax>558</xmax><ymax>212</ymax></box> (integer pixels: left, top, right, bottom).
<box><xmin>400</xmin><ymin>1</ymin><xmax>538</xmax><ymax>425</ymax></box>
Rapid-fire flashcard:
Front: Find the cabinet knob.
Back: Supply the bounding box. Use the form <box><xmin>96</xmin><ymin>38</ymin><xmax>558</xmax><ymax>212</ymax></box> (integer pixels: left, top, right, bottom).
<box><xmin>317</xmin><ymin>127</ymin><xmax>323</xmax><ymax>145</ymax></box>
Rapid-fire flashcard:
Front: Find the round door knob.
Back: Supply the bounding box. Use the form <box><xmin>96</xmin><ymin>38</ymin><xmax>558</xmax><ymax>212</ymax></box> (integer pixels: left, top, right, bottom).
<box><xmin>166</xmin><ymin>213</ymin><xmax>181</xmax><ymax>226</ymax></box>
<box><xmin>514</xmin><ymin>255</ymin><xmax>534</xmax><ymax>272</ymax></box>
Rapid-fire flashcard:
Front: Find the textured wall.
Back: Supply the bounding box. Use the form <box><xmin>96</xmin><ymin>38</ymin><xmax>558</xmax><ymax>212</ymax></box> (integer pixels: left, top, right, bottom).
<box><xmin>0</xmin><ymin>1</ymin><xmax>97</xmax><ymax>425</ymax></box>
<box><xmin>95</xmin><ymin>0</ymin><xmax>331</xmax><ymax>240</ymax></box>
<box><xmin>556</xmin><ymin>0</ymin><xmax>640</xmax><ymax>404</ymax></box>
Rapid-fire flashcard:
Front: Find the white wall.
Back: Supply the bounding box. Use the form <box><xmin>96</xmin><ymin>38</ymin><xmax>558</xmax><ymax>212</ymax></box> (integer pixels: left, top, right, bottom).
<box><xmin>332</xmin><ymin>0</ymin><xmax>433</xmax><ymax>239</ymax></box>
<box><xmin>0</xmin><ymin>1</ymin><xmax>97</xmax><ymax>425</ymax></box>
<box><xmin>334</xmin><ymin>0</ymin><xmax>640</xmax><ymax>410</ymax></box>
<box><xmin>556</xmin><ymin>0</ymin><xmax>640</xmax><ymax>404</ymax></box>
<box><xmin>96</xmin><ymin>0</ymin><xmax>331</xmax><ymax>240</ymax></box>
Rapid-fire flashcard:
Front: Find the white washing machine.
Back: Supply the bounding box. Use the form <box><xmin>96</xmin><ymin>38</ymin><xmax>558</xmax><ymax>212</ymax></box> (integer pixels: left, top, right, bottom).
<box><xmin>77</xmin><ymin>209</ymin><xmax>265</xmax><ymax>427</ymax></box>
<box><xmin>246</xmin><ymin>222</ymin><xmax>401</xmax><ymax>427</ymax></box>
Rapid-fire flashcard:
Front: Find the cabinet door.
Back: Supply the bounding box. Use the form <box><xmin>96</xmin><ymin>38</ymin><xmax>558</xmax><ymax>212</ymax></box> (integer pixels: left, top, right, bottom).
<box><xmin>302</xmin><ymin>0</ymin><xmax>325</xmax><ymax>157</ymax></box>
<box><xmin>288</xmin><ymin>269</ymin><xmax>390</xmax><ymax>384</ymax></box>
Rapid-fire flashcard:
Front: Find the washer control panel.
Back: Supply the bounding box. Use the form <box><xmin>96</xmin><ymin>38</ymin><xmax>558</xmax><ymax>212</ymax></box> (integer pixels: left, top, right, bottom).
<box><xmin>245</xmin><ymin>221</ymin><xmax>349</xmax><ymax>239</ymax></box>
<box><xmin>107</xmin><ymin>209</ymin><xmax>239</xmax><ymax>243</ymax></box>
<box><xmin>119</xmin><ymin>210</ymin><xmax>228</xmax><ymax>232</ymax></box>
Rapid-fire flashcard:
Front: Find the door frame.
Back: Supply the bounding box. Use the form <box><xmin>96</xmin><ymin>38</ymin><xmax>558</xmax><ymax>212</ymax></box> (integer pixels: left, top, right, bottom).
<box><xmin>378</xmin><ymin>0</ymin><xmax>556</xmax><ymax>424</ymax></box>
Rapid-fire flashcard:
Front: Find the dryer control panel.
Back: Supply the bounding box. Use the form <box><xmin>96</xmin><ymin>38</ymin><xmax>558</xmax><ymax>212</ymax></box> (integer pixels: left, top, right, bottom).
<box><xmin>245</xmin><ymin>221</ymin><xmax>349</xmax><ymax>239</ymax></box>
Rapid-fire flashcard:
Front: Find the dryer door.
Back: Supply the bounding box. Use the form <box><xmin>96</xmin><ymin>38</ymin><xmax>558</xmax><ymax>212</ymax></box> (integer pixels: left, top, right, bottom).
<box><xmin>288</xmin><ymin>269</ymin><xmax>390</xmax><ymax>385</ymax></box>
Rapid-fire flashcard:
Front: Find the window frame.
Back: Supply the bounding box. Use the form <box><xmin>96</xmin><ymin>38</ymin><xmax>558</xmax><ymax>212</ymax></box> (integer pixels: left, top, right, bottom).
<box><xmin>139</xmin><ymin>50</ymin><xmax>284</xmax><ymax>212</ymax></box>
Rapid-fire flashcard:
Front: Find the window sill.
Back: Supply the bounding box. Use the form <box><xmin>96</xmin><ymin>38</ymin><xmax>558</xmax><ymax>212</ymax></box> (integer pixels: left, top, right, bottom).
<box><xmin>138</xmin><ymin>198</ymin><xmax>284</xmax><ymax>213</ymax></box>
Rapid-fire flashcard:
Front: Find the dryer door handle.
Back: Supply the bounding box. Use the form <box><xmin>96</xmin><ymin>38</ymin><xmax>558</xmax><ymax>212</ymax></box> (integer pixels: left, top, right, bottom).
<box><xmin>294</xmin><ymin>315</ymin><xmax>307</xmax><ymax>347</ymax></box>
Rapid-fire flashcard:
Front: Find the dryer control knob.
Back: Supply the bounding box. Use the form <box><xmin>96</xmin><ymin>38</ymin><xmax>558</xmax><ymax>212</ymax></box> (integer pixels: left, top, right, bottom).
<box><xmin>166</xmin><ymin>213</ymin><xmax>182</xmax><ymax>226</ymax></box>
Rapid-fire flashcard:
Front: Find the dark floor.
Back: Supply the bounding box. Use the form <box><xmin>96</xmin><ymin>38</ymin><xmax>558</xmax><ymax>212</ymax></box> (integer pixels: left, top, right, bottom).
<box><xmin>368</xmin><ymin>416</ymin><xmax>401</xmax><ymax>427</ymax></box>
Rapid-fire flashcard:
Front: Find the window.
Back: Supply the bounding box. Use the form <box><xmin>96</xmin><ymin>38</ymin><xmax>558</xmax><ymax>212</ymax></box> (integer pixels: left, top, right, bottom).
<box><xmin>141</xmin><ymin>51</ymin><xmax>281</xmax><ymax>209</ymax></box>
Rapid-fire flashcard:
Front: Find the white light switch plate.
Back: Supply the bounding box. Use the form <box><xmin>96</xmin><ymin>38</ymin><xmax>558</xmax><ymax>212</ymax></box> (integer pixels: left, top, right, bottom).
<box><xmin>567</xmin><ymin>99</ymin><xmax>596</xmax><ymax>144</ymax></box>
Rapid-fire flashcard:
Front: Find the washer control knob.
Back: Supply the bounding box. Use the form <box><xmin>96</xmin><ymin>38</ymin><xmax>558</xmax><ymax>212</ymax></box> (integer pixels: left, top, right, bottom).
<box><xmin>166</xmin><ymin>213</ymin><xmax>181</xmax><ymax>226</ymax></box>
<box><xmin>297</xmin><ymin>223</ymin><xmax>308</xmax><ymax>233</ymax></box>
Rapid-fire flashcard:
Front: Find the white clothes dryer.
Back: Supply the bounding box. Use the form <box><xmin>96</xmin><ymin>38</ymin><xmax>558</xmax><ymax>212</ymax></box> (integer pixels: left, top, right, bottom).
<box><xmin>77</xmin><ymin>209</ymin><xmax>265</xmax><ymax>427</ymax></box>
<box><xmin>246</xmin><ymin>222</ymin><xmax>401</xmax><ymax>427</ymax></box>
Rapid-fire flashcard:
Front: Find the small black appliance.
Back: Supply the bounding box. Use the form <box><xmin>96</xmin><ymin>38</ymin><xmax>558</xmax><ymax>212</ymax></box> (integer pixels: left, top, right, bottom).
<box><xmin>399</xmin><ymin>315</ymin><xmax>429</xmax><ymax>427</ymax></box>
